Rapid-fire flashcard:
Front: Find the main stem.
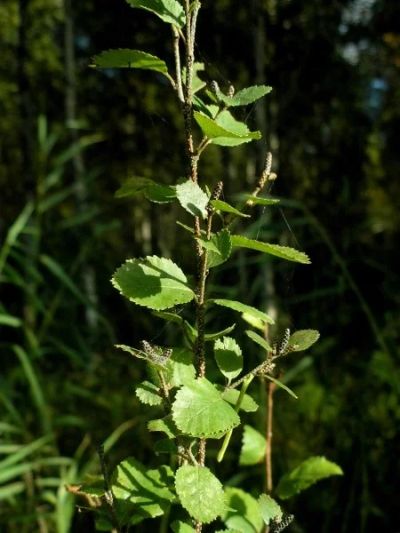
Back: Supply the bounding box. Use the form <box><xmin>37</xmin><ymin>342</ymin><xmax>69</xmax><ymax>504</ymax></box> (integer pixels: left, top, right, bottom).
<box><xmin>181</xmin><ymin>4</ymin><xmax>206</xmax><ymax>532</ymax></box>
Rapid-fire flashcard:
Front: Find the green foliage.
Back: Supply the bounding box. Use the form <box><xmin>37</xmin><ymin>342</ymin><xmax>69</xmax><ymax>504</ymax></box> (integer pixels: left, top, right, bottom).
<box><xmin>288</xmin><ymin>329</ymin><xmax>320</xmax><ymax>352</ymax></box>
<box><xmin>125</xmin><ymin>0</ymin><xmax>186</xmax><ymax>27</ymax></box>
<box><xmin>111</xmin><ymin>457</ymin><xmax>175</xmax><ymax>524</ymax></box>
<box><xmin>176</xmin><ymin>179</ymin><xmax>209</xmax><ymax>218</ymax></box>
<box><xmin>276</xmin><ymin>456</ymin><xmax>343</xmax><ymax>499</ymax></box>
<box><xmin>112</xmin><ymin>256</ymin><xmax>195</xmax><ymax>310</ymax></box>
<box><xmin>231</xmin><ymin>235</ymin><xmax>311</xmax><ymax>264</ymax></box>
<box><xmin>221</xmin><ymin>487</ymin><xmax>264</xmax><ymax>533</ymax></box>
<box><xmin>74</xmin><ymin>0</ymin><xmax>344</xmax><ymax>530</ymax></box>
<box><xmin>172</xmin><ymin>378</ymin><xmax>240</xmax><ymax>438</ymax></box>
<box><xmin>175</xmin><ymin>465</ymin><xmax>225</xmax><ymax>523</ymax></box>
<box><xmin>90</xmin><ymin>49</ymin><xmax>169</xmax><ymax>74</ymax></box>
<box><xmin>214</xmin><ymin>336</ymin><xmax>243</xmax><ymax>381</ymax></box>
<box><xmin>258</xmin><ymin>494</ymin><xmax>283</xmax><ymax>525</ymax></box>
<box><xmin>239</xmin><ymin>425</ymin><xmax>267</xmax><ymax>465</ymax></box>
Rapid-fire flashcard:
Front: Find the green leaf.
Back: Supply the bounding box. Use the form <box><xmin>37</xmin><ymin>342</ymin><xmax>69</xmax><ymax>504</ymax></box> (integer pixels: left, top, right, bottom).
<box><xmin>214</xmin><ymin>336</ymin><xmax>243</xmax><ymax>381</ymax></box>
<box><xmin>171</xmin><ymin>521</ymin><xmax>196</xmax><ymax>533</ymax></box>
<box><xmin>90</xmin><ymin>49</ymin><xmax>168</xmax><ymax>74</ymax></box>
<box><xmin>165</xmin><ymin>347</ymin><xmax>196</xmax><ymax>388</ymax></box>
<box><xmin>276</xmin><ymin>456</ymin><xmax>343</xmax><ymax>500</ymax></box>
<box><xmin>204</xmin><ymin>323</ymin><xmax>236</xmax><ymax>342</ymax></box>
<box><xmin>212</xmin><ymin>299</ymin><xmax>274</xmax><ymax>325</ymax></box>
<box><xmin>115</xmin><ymin>177</ymin><xmax>176</xmax><ymax>204</ymax></box>
<box><xmin>112</xmin><ymin>457</ymin><xmax>175</xmax><ymax>519</ymax></box>
<box><xmin>194</xmin><ymin>111</ymin><xmax>261</xmax><ymax>146</ymax></box>
<box><xmin>148</xmin><ymin>416</ymin><xmax>178</xmax><ymax>438</ymax></box>
<box><xmin>198</xmin><ymin>229</ymin><xmax>232</xmax><ymax>268</ymax></box>
<box><xmin>231</xmin><ymin>235</ymin><xmax>311</xmax><ymax>264</ymax></box>
<box><xmin>245</xmin><ymin>330</ymin><xmax>272</xmax><ymax>352</ymax></box>
<box><xmin>211</xmin><ymin>199</ymin><xmax>249</xmax><ymax>218</ymax></box>
<box><xmin>257</xmin><ymin>494</ymin><xmax>282</xmax><ymax>525</ymax></box>
<box><xmin>176</xmin><ymin>179</ymin><xmax>209</xmax><ymax>218</ymax></box>
<box><xmin>241</xmin><ymin>313</ymin><xmax>265</xmax><ymax>331</ymax></box>
<box><xmin>112</xmin><ymin>256</ymin><xmax>195</xmax><ymax>310</ymax></box>
<box><xmin>217</xmin><ymin>85</ymin><xmax>272</xmax><ymax>107</ymax></box>
<box><xmin>265</xmin><ymin>375</ymin><xmax>298</xmax><ymax>399</ymax></box>
<box><xmin>239</xmin><ymin>425</ymin><xmax>266</xmax><ymax>466</ymax></box>
<box><xmin>244</xmin><ymin>195</ymin><xmax>280</xmax><ymax>206</ymax></box>
<box><xmin>126</xmin><ymin>0</ymin><xmax>186</xmax><ymax>27</ymax></box>
<box><xmin>221</xmin><ymin>389</ymin><xmax>258</xmax><ymax>413</ymax></box>
<box><xmin>221</xmin><ymin>487</ymin><xmax>264</xmax><ymax>533</ymax></box>
<box><xmin>288</xmin><ymin>330</ymin><xmax>320</xmax><ymax>352</ymax></box>
<box><xmin>175</xmin><ymin>466</ymin><xmax>225</xmax><ymax>523</ymax></box>
<box><xmin>172</xmin><ymin>378</ymin><xmax>240</xmax><ymax>438</ymax></box>
<box><xmin>135</xmin><ymin>381</ymin><xmax>162</xmax><ymax>406</ymax></box>
<box><xmin>0</xmin><ymin>314</ymin><xmax>22</xmax><ymax>328</ymax></box>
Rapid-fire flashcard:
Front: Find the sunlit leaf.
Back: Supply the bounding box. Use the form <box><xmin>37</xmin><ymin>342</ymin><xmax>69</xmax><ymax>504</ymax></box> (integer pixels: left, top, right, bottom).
<box><xmin>221</xmin><ymin>389</ymin><xmax>258</xmax><ymax>413</ymax></box>
<box><xmin>216</xmin><ymin>85</ymin><xmax>272</xmax><ymax>107</ymax></box>
<box><xmin>175</xmin><ymin>466</ymin><xmax>225</xmax><ymax>523</ymax></box>
<box><xmin>214</xmin><ymin>336</ymin><xmax>243</xmax><ymax>381</ymax></box>
<box><xmin>212</xmin><ymin>299</ymin><xmax>274</xmax><ymax>325</ymax></box>
<box><xmin>257</xmin><ymin>494</ymin><xmax>282</xmax><ymax>525</ymax></box>
<box><xmin>211</xmin><ymin>199</ymin><xmax>249</xmax><ymax>218</ymax></box>
<box><xmin>135</xmin><ymin>381</ymin><xmax>162</xmax><ymax>406</ymax></box>
<box><xmin>245</xmin><ymin>330</ymin><xmax>272</xmax><ymax>352</ymax></box>
<box><xmin>231</xmin><ymin>235</ymin><xmax>311</xmax><ymax>264</ymax></box>
<box><xmin>112</xmin><ymin>256</ymin><xmax>195</xmax><ymax>310</ymax></box>
<box><xmin>90</xmin><ymin>49</ymin><xmax>168</xmax><ymax>74</ymax></box>
<box><xmin>198</xmin><ymin>229</ymin><xmax>232</xmax><ymax>268</ymax></box>
<box><xmin>176</xmin><ymin>179</ymin><xmax>209</xmax><ymax>218</ymax></box>
<box><xmin>126</xmin><ymin>0</ymin><xmax>186</xmax><ymax>27</ymax></box>
<box><xmin>172</xmin><ymin>378</ymin><xmax>240</xmax><ymax>438</ymax></box>
<box><xmin>239</xmin><ymin>425</ymin><xmax>266</xmax><ymax>465</ymax></box>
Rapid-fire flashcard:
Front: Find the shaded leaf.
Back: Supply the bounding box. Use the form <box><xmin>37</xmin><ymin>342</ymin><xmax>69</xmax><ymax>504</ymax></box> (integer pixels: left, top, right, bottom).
<box><xmin>176</xmin><ymin>179</ymin><xmax>209</xmax><ymax>218</ymax></box>
<box><xmin>126</xmin><ymin>0</ymin><xmax>185</xmax><ymax>27</ymax></box>
<box><xmin>288</xmin><ymin>330</ymin><xmax>320</xmax><ymax>352</ymax></box>
<box><xmin>214</xmin><ymin>336</ymin><xmax>243</xmax><ymax>381</ymax></box>
<box><xmin>115</xmin><ymin>177</ymin><xmax>176</xmax><ymax>204</ymax></box>
<box><xmin>147</xmin><ymin>416</ymin><xmax>178</xmax><ymax>439</ymax></box>
<box><xmin>198</xmin><ymin>229</ymin><xmax>232</xmax><ymax>268</ymax></box>
<box><xmin>265</xmin><ymin>375</ymin><xmax>298</xmax><ymax>399</ymax></box>
<box><xmin>171</xmin><ymin>521</ymin><xmax>196</xmax><ymax>533</ymax></box>
<box><xmin>172</xmin><ymin>378</ymin><xmax>240</xmax><ymax>438</ymax></box>
<box><xmin>239</xmin><ymin>425</ymin><xmax>266</xmax><ymax>466</ymax></box>
<box><xmin>175</xmin><ymin>466</ymin><xmax>225</xmax><ymax>523</ymax></box>
<box><xmin>231</xmin><ymin>235</ymin><xmax>310</xmax><ymax>264</ymax></box>
<box><xmin>112</xmin><ymin>256</ymin><xmax>195</xmax><ymax>310</ymax></box>
<box><xmin>221</xmin><ymin>487</ymin><xmax>263</xmax><ymax>533</ymax></box>
<box><xmin>212</xmin><ymin>299</ymin><xmax>274</xmax><ymax>325</ymax></box>
<box><xmin>90</xmin><ymin>49</ymin><xmax>168</xmax><ymax>74</ymax></box>
<box><xmin>245</xmin><ymin>195</ymin><xmax>280</xmax><ymax>206</ymax></box>
<box><xmin>204</xmin><ymin>323</ymin><xmax>236</xmax><ymax>342</ymax></box>
<box><xmin>276</xmin><ymin>456</ymin><xmax>343</xmax><ymax>500</ymax></box>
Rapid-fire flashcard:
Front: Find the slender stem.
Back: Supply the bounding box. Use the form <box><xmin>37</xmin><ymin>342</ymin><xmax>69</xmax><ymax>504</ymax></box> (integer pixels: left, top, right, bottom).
<box><xmin>217</xmin><ymin>375</ymin><xmax>254</xmax><ymax>462</ymax></box>
<box><xmin>265</xmin><ymin>380</ymin><xmax>275</xmax><ymax>494</ymax></box>
<box><xmin>172</xmin><ymin>26</ymin><xmax>184</xmax><ymax>103</ymax></box>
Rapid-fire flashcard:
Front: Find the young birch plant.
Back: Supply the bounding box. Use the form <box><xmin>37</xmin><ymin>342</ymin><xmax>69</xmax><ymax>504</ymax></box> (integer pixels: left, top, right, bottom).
<box><xmin>81</xmin><ymin>1</ymin><xmax>343</xmax><ymax>531</ymax></box>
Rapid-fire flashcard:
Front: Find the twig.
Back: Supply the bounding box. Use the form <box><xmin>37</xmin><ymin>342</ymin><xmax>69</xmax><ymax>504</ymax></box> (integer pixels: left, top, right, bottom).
<box><xmin>172</xmin><ymin>26</ymin><xmax>184</xmax><ymax>103</ymax></box>
<box><xmin>97</xmin><ymin>444</ymin><xmax>121</xmax><ymax>533</ymax></box>
<box><xmin>265</xmin><ymin>380</ymin><xmax>275</xmax><ymax>494</ymax></box>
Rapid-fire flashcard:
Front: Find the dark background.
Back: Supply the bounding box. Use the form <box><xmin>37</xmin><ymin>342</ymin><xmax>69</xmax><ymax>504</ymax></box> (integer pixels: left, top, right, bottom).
<box><xmin>0</xmin><ymin>0</ymin><xmax>399</xmax><ymax>531</ymax></box>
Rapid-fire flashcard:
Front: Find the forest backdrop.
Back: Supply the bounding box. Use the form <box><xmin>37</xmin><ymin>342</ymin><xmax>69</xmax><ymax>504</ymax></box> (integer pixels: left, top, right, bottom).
<box><xmin>0</xmin><ymin>0</ymin><xmax>399</xmax><ymax>532</ymax></box>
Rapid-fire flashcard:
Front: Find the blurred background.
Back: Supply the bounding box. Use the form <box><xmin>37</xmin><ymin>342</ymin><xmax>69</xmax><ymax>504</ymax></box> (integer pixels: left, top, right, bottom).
<box><xmin>0</xmin><ymin>0</ymin><xmax>399</xmax><ymax>531</ymax></box>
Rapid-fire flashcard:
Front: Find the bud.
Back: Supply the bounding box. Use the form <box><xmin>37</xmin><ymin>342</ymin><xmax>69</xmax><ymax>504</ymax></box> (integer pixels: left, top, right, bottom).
<box><xmin>228</xmin><ymin>84</ymin><xmax>235</xmax><ymax>98</ymax></box>
<box><xmin>210</xmin><ymin>80</ymin><xmax>220</xmax><ymax>95</ymax></box>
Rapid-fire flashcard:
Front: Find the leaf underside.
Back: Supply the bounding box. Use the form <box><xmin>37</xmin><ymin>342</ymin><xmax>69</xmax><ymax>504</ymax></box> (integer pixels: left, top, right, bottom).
<box><xmin>90</xmin><ymin>49</ymin><xmax>168</xmax><ymax>74</ymax></box>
